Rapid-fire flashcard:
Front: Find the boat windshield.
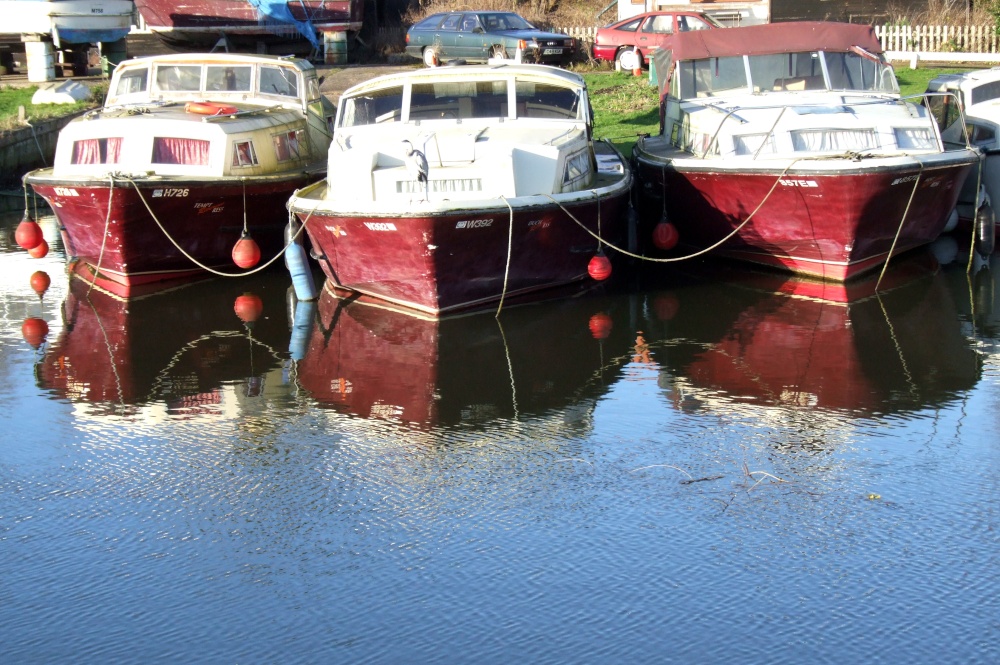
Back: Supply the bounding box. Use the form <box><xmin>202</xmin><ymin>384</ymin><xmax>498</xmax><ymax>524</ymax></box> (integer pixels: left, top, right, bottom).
<box><xmin>340</xmin><ymin>79</ymin><xmax>582</xmax><ymax>126</ymax></box>
<box><xmin>677</xmin><ymin>50</ymin><xmax>898</xmax><ymax>98</ymax></box>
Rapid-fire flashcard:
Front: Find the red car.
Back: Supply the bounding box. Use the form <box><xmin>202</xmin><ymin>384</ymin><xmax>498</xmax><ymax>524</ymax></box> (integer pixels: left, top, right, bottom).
<box><xmin>593</xmin><ymin>11</ymin><xmax>723</xmax><ymax>70</ymax></box>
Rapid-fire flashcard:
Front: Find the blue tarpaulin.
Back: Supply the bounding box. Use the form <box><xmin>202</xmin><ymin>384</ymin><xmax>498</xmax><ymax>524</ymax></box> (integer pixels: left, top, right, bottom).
<box><xmin>249</xmin><ymin>0</ymin><xmax>319</xmax><ymax>48</ymax></box>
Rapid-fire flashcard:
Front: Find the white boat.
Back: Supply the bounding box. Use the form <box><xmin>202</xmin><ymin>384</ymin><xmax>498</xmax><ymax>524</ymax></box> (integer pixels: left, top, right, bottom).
<box><xmin>0</xmin><ymin>1</ymin><xmax>132</xmax><ymax>45</ymax></box>
<box><xmin>632</xmin><ymin>21</ymin><xmax>981</xmax><ymax>281</ymax></box>
<box><xmin>925</xmin><ymin>68</ymin><xmax>1000</xmax><ymax>256</ymax></box>
<box><xmin>286</xmin><ymin>63</ymin><xmax>633</xmax><ymax>316</ymax></box>
<box><xmin>24</xmin><ymin>52</ymin><xmax>337</xmax><ymax>296</ymax></box>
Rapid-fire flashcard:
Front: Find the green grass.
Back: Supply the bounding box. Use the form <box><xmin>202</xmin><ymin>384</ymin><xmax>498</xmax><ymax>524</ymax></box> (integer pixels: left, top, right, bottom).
<box><xmin>0</xmin><ymin>84</ymin><xmax>105</xmax><ymax>132</ymax></box>
<box><xmin>583</xmin><ymin>70</ymin><xmax>660</xmax><ymax>156</ymax></box>
<box><xmin>894</xmin><ymin>66</ymin><xmax>971</xmax><ymax>96</ymax></box>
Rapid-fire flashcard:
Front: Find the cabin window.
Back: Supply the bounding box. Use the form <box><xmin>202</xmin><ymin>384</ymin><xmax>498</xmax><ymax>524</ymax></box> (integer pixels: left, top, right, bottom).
<box><xmin>970</xmin><ymin>123</ymin><xmax>997</xmax><ymax>145</ymax></box>
<box><xmin>748</xmin><ymin>52</ymin><xmax>823</xmax><ymax>92</ymax></box>
<box><xmin>971</xmin><ymin>81</ymin><xmax>1000</xmax><ymax>105</ymax></box>
<box><xmin>895</xmin><ymin>128</ymin><xmax>937</xmax><ymax>150</ymax></box>
<box><xmin>515</xmin><ymin>82</ymin><xmax>579</xmax><ymax>119</ymax></box>
<box><xmin>152</xmin><ymin>137</ymin><xmax>210</xmax><ymax>165</ymax></box>
<box><xmin>114</xmin><ymin>69</ymin><xmax>148</xmax><ymax>96</ymax></box>
<box><xmin>824</xmin><ymin>52</ymin><xmax>897</xmax><ymax>93</ymax></box>
<box><xmin>679</xmin><ymin>57</ymin><xmax>747</xmax><ymax>98</ymax></box>
<box><xmin>232</xmin><ymin>140</ymin><xmax>258</xmax><ymax>167</ymax></box>
<box><xmin>926</xmin><ymin>93</ymin><xmax>964</xmax><ymax>136</ymax></box>
<box><xmin>409</xmin><ymin>81</ymin><xmax>508</xmax><ymax>120</ymax></box>
<box><xmin>273</xmin><ymin>130</ymin><xmax>306</xmax><ymax>162</ymax></box>
<box><xmin>71</xmin><ymin>138</ymin><xmax>123</xmax><ymax>164</ymax></box>
<box><xmin>155</xmin><ymin>65</ymin><xmax>202</xmax><ymax>92</ymax></box>
<box><xmin>562</xmin><ymin>149</ymin><xmax>591</xmax><ymax>189</ymax></box>
<box><xmin>733</xmin><ymin>133</ymin><xmax>775</xmax><ymax>156</ymax></box>
<box><xmin>206</xmin><ymin>65</ymin><xmax>252</xmax><ymax>92</ymax></box>
<box><xmin>791</xmin><ymin>129</ymin><xmax>879</xmax><ymax>152</ymax></box>
<box><xmin>340</xmin><ymin>86</ymin><xmax>404</xmax><ymax>126</ymax></box>
<box><xmin>260</xmin><ymin>66</ymin><xmax>298</xmax><ymax>97</ymax></box>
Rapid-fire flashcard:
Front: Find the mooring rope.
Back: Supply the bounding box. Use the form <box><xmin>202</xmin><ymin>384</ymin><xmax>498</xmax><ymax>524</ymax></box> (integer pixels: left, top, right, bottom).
<box><xmin>966</xmin><ymin>154</ymin><xmax>986</xmax><ymax>275</ymax></box>
<box><xmin>543</xmin><ymin>158</ymin><xmax>801</xmax><ymax>264</ymax></box>
<box><xmin>125</xmin><ymin>177</ymin><xmax>315</xmax><ymax>277</ymax></box>
<box><xmin>495</xmin><ymin>195</ymin><xmax>515</xmax><ymax>317</ymax></box>
<box><xmin>89</xmin><ymin>175</ymin><xmax>115</xmax><ymax>295</ymax></box>
<box><xmin>875</xmin><ymin>156</ymin><xmax>925</xmax><ymax>291</ymax></box>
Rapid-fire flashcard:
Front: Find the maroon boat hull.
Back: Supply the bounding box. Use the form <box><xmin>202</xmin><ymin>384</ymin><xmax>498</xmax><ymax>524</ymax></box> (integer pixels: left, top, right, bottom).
<box><xmin>634</xmin><ymin>154</ymin><xmax>976</xmax><ymax>281</ymax></box>
<box><xmin>134</xmin><ymin>0</ymin><xmax>363</xmax><ymax>38</ymax></box>
<box><xmin>295</xmin><ymin>190</ymin><xmax>632</xmax><ymax>315</ymax></box>
<box><xmin>31</xmin><ymin>175</ymin><xmax>313</xmax><ymax>294</ymax></box>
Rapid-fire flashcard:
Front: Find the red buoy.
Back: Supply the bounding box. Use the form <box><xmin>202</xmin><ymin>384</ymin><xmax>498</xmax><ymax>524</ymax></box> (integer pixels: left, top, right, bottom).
<box><xmin>28</xmin><ymin>238</ymin><xmax>49</xmax><ymax>259</ymax></box>
<box><xmin>652</xmin><ymin>221</ymin><xmax>679</xmax><ymax>251</ymax></box>
<box><xmin>22</xmin><ymin>317</ymin><xmax>49</xmax><ymax>348</ymax></box>
<box><xmin>234</xmin><ymin>293</ymin><xmax>264</xmax><ymax>323</ymax></box>
<box><xmin>232</xmin><ymin>234</ymin><xmax>261</xmax><ymax>269</ymax></box>
<box><xmin>588</xmin><ymin>253</ymin><xmax>612</xmax><ymax>281</ymax></box>
<box><xmin>15</xmin><ymin>215</ymin><xmax>43</xmax><ymax>251</ymax></box>
<box><xmin>588</xmin><ymin>312</ymin><xmax>613</xmax><ymax>339</ymax></box>
<box><xmin>30</xmin><ymin>270</ymin><xmax>51</xmax><ymax>296</ymax></box>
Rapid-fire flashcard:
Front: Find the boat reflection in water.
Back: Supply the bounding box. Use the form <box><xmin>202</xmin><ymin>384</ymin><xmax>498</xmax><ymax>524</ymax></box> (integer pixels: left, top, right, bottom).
<box><xmin>293</xmin><ymin>284</ymin><xmax>636</xmax><ymax>431</ymax></box>
<box><xmin>35</xmin><ymin>272</ymin><xmax>294</xmax><ymax>417</ymax></box>
<box><xmin>646</xmin><ymin>253</ymin><xmax>983</xmax><ymax>421</ymax></box>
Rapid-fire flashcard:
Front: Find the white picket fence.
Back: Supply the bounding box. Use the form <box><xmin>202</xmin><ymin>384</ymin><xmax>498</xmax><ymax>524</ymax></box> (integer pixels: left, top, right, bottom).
<box><xmin>876</xmin><ymin>24</ymin><xmax>1000</xmax><ymax>52</ymax></box>
<box><xmin>374</xmin><ymin>24</ymin><xmax>1000</xmax><ymax>55</ymax></box>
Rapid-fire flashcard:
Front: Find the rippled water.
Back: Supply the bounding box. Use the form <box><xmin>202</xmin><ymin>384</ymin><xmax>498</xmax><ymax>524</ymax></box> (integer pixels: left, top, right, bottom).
<box><xmin>1</xmin><ymin>208</ymin><xmax>997</xmax><ymax>664</ymax></box>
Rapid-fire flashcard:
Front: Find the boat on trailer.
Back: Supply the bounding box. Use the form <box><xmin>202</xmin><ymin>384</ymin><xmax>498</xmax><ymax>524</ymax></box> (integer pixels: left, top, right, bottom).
<box><xmin>632</xmin><ymin>21</ymin><xmax>980</xmax><ymax>282</ymax></box>
<box><xmin>24</xmin><ymin>52</ymin><xmax>336</xmax><ymax>296</ymax></box>
<box><xmin>286</xmin><ymin>63</ymin><xmax>633</xmax><ymax>317</ymax></box>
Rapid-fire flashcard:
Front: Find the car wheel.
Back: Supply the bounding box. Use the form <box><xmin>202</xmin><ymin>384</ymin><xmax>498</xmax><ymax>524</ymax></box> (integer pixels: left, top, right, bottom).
<box><xmin>491</xmin><ymin>45</ymin><xmax>508</xmax><ymax>60</ymax></box>
<box><xmin>616</xmin><ymin>48</ymin><xmax>640</xmax><ymax>71</ymax></box>
<box><xmin>422</xmin><ymin>47</ymin><xmax>440</xmax><ymax>67</ymax></box>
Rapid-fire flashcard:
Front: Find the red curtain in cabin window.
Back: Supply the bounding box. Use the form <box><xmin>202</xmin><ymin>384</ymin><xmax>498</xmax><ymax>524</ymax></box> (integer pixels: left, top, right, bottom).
<box><xmin>273</xmin><ymin>134</ymin><xmax>290</xmax><ymax>162</ymax></box>
<box><xmin>71</xmin><ymin>138</ymin><xmax>125</xmax><ymax>164</ymax></box>
<box><xmin>152</xmin><ymin>137</ymin><xmax>210</xmax><ymax>165</ymax></box>
<box><xmin>72</xmin><ymin>139</ymin><xmax>101</xmax><ymax>164</ymax></box>
<box><xmin>106</xmin><ymin>137</ymin><xmax>122</xmax><ymax>164</ymax></box>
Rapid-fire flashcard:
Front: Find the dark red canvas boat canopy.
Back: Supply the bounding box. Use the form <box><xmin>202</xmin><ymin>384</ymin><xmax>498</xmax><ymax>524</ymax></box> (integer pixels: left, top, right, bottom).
<box><xmin>668</xmin><ymin>21</ymin><xmax>883</xmax><ymax>61</ymax></box>
<box><xmin>652</xmin><ymin>22</ymin><xmax>886</xmax><ymax>100</ymax></box>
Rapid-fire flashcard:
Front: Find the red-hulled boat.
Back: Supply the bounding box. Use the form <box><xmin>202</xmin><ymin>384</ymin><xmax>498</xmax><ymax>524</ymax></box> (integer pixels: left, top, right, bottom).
<box><xmin>287</xmin><ymin>64</ymin><xmax>633</xmax><ymax>316</ymax></box>
<box><xmin>133</xmin><ymin>0</ymin><xmax>363</xmax><ymax>49</ymax></box>
<box><xmin>632</xmin><ymin>21</ymin><xmax>980</xmax><ymax>282</ymax></box>
<box><xmin>24</xmin><ymin>53</ymin><xmax>336</xmax><ymax>296</ymax></box>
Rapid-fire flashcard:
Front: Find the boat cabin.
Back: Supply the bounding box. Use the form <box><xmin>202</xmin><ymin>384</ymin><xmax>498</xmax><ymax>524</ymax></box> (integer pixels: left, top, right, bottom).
<box><xmin>327</xmin><ymin>64</ymin><xmax>601</xmax><ymax>205</ymax></box>
<box><xmin>653</xmin><ymin>23</ymin><xmax>946</xmax><ymax>161</ymax></box>
<box><xmin>50</xmin><ymin>53</ymin><xmax>335</xmax><ymax>179</ymax></box>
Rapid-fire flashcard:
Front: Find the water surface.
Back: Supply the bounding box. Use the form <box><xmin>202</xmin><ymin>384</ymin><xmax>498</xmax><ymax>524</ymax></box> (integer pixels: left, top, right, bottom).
<box><xmin>1</xmin><ymin>209</ymin><xmax>996</xmax><ymax>664</ymax></box>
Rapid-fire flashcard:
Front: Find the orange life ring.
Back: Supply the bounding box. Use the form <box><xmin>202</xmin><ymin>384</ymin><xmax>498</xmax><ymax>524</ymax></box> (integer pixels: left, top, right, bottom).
<box><xmin>185</xmin><ymin>101</ymin><xmax>239</xmax><ymax>116</ymax></box>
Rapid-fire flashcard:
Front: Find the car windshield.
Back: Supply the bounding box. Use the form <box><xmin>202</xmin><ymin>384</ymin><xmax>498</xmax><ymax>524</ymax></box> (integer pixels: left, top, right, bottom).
<box><xmin>479</xmin><ymin>13</ymin><xmax>534</xmax><ymax>31</ymax></box>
